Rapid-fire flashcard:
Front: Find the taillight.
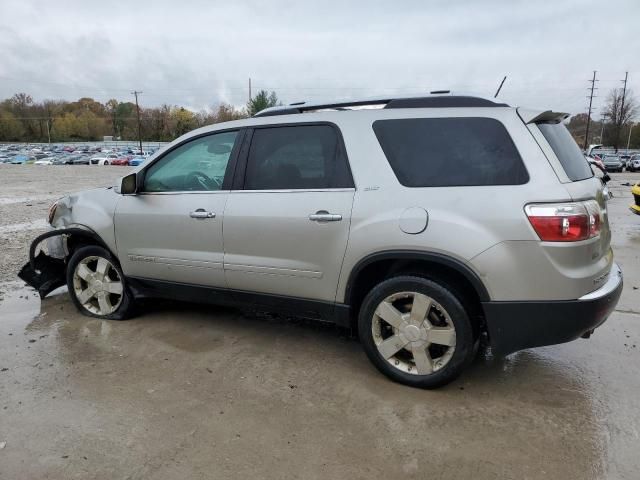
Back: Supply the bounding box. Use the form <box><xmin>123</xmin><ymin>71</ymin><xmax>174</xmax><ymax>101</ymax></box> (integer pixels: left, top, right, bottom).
<box><xmin>525</xmin><ymin>200</ymin><xmax>602</xmax><ymax>242</ymax></box>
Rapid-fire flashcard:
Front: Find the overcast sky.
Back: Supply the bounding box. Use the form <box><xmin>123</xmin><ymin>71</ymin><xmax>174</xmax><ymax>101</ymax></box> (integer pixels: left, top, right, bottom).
<box><xmin>0</xmin><ymin>0</ymin><xmax>638</xmax><ymax>116</ymax></box>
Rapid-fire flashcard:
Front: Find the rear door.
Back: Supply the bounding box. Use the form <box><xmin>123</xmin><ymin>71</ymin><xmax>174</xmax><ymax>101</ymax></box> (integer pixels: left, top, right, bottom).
<box><xmin>114</xmin><ymin>129</ymin><xmax>242</xmax><ymax>287</ymax></box>
<box><xmin>223</xmin><ymin>123</ymin><xmax>355</xmax><ymax>302</ymax></box>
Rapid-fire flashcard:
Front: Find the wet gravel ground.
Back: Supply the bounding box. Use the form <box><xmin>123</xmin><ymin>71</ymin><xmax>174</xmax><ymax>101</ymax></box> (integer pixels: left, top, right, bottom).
<box><xmin>0</xmin><ymin>165</ymin><xmax>639</xmax><ymax>479</ymax></box>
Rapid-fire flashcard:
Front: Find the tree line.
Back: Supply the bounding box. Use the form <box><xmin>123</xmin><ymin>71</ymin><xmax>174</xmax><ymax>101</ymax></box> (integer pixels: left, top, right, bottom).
<box><xmin>1</xmin><ymin>86</ymin><xmax>637</xmax><ymax>148</ymax></box>
<box><xmin>0</xmin><ymin>90</ymin><xmax>280</xmax><ymax>143</ymax></box>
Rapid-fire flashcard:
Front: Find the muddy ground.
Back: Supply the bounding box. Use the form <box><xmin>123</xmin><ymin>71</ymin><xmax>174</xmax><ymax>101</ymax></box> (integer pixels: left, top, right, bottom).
<box><xmin>0</xmin><ymin>164</ymin><xmax>639</xmax><ymax>479</ymax></box>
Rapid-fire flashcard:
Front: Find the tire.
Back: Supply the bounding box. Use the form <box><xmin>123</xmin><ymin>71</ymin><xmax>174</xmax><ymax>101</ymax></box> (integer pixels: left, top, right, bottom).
<box><xmin>358</xmin><ymin>275</ymin><xmax>474</xmax><ymax>389</ymax></box>
<box><xmin>104</xmin><ymin>161</ymin><xmax>109</xmax><ymax>165</ymax></box>
<box><xmin>66</xmin><ymin>245</ymin><xmax>135</xmax><ymax>320</ymax></box>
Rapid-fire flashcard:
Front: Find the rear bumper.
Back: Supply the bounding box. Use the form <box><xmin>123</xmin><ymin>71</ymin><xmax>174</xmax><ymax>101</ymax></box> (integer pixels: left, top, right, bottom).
<box><xmin>482</xmin><ymin>263</ymin><xmax>623</xmax><ymax>355</ymax></box>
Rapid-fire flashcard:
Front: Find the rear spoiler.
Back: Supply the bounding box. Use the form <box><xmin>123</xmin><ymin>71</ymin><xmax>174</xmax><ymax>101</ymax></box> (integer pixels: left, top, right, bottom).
<box><xmin>517</xmin><ymin>108</ymin><xmax>569</xmax><ymax>124</ymax></box>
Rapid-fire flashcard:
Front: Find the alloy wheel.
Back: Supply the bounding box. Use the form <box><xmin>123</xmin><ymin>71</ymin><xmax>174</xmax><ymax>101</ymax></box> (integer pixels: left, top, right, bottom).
<box><xmin>72</xmin><ymin>256</ymin><xmax>123</xmax><ymax>316</ymax></box>
<box><xmin>371</xmin><ymin>291</ymin><xmax>457</xmax><ymax>375</ymax></box>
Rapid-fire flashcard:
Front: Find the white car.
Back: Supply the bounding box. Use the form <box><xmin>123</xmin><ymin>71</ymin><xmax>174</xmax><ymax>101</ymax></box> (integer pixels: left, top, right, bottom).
<box><xmin>33</xmin><ymin>159</ymin><xmax>54</xmax><ymax>165</ymax></box>
<box><xmin>90</xmin><ymin>154</ymin><xmax>119</xmax><ymax>166</ymax></box>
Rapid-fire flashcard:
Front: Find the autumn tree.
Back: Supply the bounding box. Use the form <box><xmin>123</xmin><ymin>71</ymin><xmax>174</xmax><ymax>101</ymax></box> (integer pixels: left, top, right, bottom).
<box><xmin>0</xmin><ymin>93</ymin><xmax>252</xmax><ymax>142</ymax></box>
<box><xmin>0</xmin><ymin>111</ymin><xmax>24</xmax><ymax>140</ymax></box>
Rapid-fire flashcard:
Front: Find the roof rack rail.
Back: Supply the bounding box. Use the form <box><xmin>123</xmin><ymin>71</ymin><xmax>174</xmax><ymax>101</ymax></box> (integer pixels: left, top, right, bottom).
<box><xmin>253</xmin><ymin>93</ymin><xmax>508</xmax><ymax>118</ymax></box>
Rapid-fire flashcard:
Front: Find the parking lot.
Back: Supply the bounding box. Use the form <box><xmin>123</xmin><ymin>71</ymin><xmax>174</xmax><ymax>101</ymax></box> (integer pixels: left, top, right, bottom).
<box><xmin>0</xmin><ymin>164</ymin><xmax>639</xmax><ymax>479</ymax></box>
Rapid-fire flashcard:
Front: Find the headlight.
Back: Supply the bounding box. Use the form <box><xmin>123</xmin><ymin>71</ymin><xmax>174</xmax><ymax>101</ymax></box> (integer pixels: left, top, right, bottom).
<box><xmin>47</xmin><ymin>201</ymin><xmax>58</xmax><ymax>225</ymax></box>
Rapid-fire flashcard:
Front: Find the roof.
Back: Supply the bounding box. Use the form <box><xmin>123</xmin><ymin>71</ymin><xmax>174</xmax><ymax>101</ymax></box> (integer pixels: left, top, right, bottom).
<box><xmin>253</xmin><ymin>91</ymin><xmax>509</xmax><ymax>118</ymax></box>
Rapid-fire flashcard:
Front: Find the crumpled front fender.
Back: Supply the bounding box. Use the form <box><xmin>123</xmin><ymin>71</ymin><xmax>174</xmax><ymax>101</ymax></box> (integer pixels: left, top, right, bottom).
<box><xmin>17</xmin><ymin>227</ymin><xmax>110</xmax><ymax>298</ymax></box>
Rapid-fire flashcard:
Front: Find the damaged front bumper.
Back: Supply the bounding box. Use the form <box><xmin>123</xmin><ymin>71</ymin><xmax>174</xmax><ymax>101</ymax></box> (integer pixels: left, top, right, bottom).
<box><xmin>18</xmin><ymin>228</ymin><xmax>76</xmax><ymax>298</ymax></box>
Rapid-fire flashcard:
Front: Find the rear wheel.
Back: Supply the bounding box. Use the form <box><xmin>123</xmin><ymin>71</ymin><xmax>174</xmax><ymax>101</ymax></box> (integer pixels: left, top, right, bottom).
<box><xmin>66</xmin><ymin>245</ymin><xmax>135</xmax><ymax>320</ymax></box>
<box><xmin>358</xmin><ymin>276</ymin><xmax>474</xmax><ymax>388</ymax></box>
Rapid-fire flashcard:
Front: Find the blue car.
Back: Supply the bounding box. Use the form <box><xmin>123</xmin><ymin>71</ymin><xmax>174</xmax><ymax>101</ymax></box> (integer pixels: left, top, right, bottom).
<box><xmin>10</xmin><ymin>154</ymin><xmax>35</xmax><ymax>164</ymax></box>
<box><xmin>128</xmin><ymin>156</ymin><xmax>147</xmax><ymax>167</ymax></box>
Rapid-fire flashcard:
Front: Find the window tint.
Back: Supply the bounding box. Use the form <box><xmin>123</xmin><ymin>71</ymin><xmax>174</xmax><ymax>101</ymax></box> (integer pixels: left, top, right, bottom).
<box><xmin>373</xmin><ymin>118</ymin><xmax>529</xmax><ymax>187</ymax></box>
<box><xmin>244</xmin><ymin>125</ymin><xmax>352</xmax><ymax>190</ymax></box>
<box><xmin>537</xmin><ymin>123</ymin><xmax>593</xmax><ymax>181</ymax></box>
<box><xmin>143</xmin><ymin>131</ymin><xmax>238</xmax><ymax>192</ymax></box>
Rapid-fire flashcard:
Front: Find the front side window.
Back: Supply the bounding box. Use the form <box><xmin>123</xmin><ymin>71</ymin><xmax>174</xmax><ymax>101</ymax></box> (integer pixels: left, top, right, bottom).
<box><xmin>373</xmin><ymin>117</ymin><xmax>529</xmax><ymax>187</ymax></box>
<box><xmin>244</xmin><ymin>125</ymin><xmax>353</xmax><ymax>190</ymax></box>
<box><xmin>143</xmin><ymin>131</ymin><xmax>238</xmax><ymax>192</ymax></box>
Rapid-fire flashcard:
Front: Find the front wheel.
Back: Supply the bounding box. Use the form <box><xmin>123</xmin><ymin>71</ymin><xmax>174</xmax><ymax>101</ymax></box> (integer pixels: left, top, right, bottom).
<box><xmin>358</xmin><ymin>276</ymin><xmax>474</xmax><ymax>389</ymax></box>
<box><xmin>66</xmin><ymin>245</ymin><xmax>135</xmax><ymax>320</ymax></box>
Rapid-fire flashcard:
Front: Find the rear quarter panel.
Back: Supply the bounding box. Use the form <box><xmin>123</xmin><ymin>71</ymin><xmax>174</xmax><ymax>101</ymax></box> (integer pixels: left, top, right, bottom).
<box><xmin>330</xmin><ymin>108</ymin><xmax>572</xmax><ymax>302</ymax></box>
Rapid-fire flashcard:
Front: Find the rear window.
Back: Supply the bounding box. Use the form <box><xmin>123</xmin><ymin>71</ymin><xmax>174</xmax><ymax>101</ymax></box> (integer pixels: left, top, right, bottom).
<box><xmin>373</xmin><ymin>118</ymin><xmax>528</xmax><ymax>187</ymax></box>
<box><xmin>537</xmin><ymin>123</ymin><xmax>593</xmax><ymax>181</ymax></box>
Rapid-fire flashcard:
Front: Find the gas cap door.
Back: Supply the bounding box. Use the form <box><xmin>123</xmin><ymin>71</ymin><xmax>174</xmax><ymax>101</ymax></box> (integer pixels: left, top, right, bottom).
<box><xmin>399</xmin><ymin>207</ymin><xmax>428</xmax><ymax>234</ymax></box>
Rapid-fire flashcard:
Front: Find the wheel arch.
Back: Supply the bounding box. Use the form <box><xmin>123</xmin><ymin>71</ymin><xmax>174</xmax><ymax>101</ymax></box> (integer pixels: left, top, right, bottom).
<box><xmin>28</xmin><ymin>227</ymin><xmax>117</xmax><ymax>267</ymax></box>
<box><xmin>344</xmin><ymin>250</ymin><xmax>490</xmax><ymax>328</ymax></box>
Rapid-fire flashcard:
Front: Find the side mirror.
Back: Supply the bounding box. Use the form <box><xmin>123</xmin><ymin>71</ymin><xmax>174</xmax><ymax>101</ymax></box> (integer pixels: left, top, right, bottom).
<box><xmin>120</xmin><ymin>173</ymin><xmax>138</xmax><ymax>195</ymax></box>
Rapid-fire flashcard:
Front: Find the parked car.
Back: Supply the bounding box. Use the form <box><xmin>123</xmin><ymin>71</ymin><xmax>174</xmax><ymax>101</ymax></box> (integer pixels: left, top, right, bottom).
<box><xmin>628</xmin><ymin>155</ymin><xmax>640</xmax><ymax>172</ymax></box>
<box><xmin>620</xmin><ymin>154</ymin><xmax>631</xmax><ymax>169</ymax></box>
<box><xmin>587</xmin><ymin>157</ymin><xmax>610</xmax><ymax>185</ymax></box>
<box><xmin>34</xmin><ymin>158</ymin><xmax>54</xmax><ymax>165</ymax></box>
<box><xmin>18</xmin><ymin>93</ymin><xmax>622</xmax><ymax>389</ymax></box>
<box><xmin>51</xmin><ymin>156</ymin><xmax>71</xmax><ymax>165</ymax></box>
<box><xmin>90</xmin><ymin>154</ymin><xmax>119</xmax><ymax>165</ymax></box>
<box><xmin>71</xmin><ymin>155</ymin><xmax>90</xmax><ymax>165</ymax></box>
<box><xmin>128</xmin><ymin>155</ymin><xmax>147</xmax><ymax>167</ymax></box>
<box><xmin>10</xmin><ymin>154</ymin><xmax>35</xmax><ymax>164</ymax></box>
<box><xmin>602</xmin><ymin>154</ymin><xmax>623</xmax><ymax>172</ymax></box>
<box><xmin>586</xmin><ymin>155</ymin><xmax>605</xmax><ymax>171</ymax></box>
<box><xmin>111</xmin><ymin>157</ymin><xmax>131</xmax><ymax>166</ymax></box>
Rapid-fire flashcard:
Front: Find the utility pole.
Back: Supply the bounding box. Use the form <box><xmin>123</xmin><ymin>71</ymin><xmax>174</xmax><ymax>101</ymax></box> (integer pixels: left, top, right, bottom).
<box><xmin>46</xmin><ymin>119</ymin><xmax>51</xmax><ymax>144</ymax></box>
<box><xmin>616</xmin><ymin>72</ymin><xmax>628</xmax><ymax>151</ymax></box>
<box><xmin>600</xmin><ymin>112</ymin><xmax>607</xmax><ymax>143</ymax></box>
<box><xmin>583</xmin><ymin>71</ymin><xmax>598</xmax><ymax>150</ymax></box>
<box><xmin>249</xmin><ymin>78</ymin><xmax>252</xmax><ymax>102</ymax></box>
<box><xmin>131</xmin><ymin>90</ymin><xmax>143</xmax><ymax>154</ymax></box>
<box><xmin>627</xmin><ymin>123</ymin><xmax>634</xmax><ymax>150</ymax></box>
<box><xmin>494</xmin><ymin>75</ymin><xmax>507</xmax><ymax>98</ymax></box>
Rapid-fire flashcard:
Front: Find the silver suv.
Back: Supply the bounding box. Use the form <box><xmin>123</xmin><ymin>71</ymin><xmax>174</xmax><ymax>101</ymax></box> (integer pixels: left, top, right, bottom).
<box><xmin>19</xmin><ymin>93</ymin><xmax>623</xmax><ymax>388</ymax></box>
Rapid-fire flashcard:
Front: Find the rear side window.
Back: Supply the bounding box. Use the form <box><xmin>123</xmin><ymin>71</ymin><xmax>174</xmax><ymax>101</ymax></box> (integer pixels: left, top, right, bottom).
<box><xmin>373</xmin><ymin>118</ymin><xmax>528</xmax><ymax>187</ymax></box>
<box><xmin>537</xmin><ymin>123</ymin><xmax>593</xmax><ymax>181</ymax></box>
<box><xmin>244</xmin><ymin>125</ymin><xmax>353</xmax><ymax>190</ymax></box>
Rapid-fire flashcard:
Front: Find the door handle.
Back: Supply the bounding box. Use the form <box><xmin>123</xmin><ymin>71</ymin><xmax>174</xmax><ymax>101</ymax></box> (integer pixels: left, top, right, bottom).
<box><xmin>190</xmin><ymin>209</ymin><xmax>216</xmax><ymax>219</ymax></box>
<box><xmin>309</xmin><ymin>211</ymin><xmax>342</xmax><ymax>222</ymax></box>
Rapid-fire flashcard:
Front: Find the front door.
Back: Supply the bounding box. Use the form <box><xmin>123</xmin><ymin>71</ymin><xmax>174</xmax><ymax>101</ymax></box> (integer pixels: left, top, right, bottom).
<box><xmin>115</xmin><ymin>129</ymin><xmax>241</xmax><ymax>287</ymax></box>
<box><xmin>223</xmin><ymin>124</ymin><xmax>355</xmax><ymax>302</ymax></box>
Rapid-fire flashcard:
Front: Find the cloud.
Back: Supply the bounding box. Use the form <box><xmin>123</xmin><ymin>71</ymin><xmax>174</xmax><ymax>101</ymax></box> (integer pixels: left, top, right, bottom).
<box><xmin>0</xmin><ymin>0</ymin><xmax>638</xmax><ymax>115</ymax></box>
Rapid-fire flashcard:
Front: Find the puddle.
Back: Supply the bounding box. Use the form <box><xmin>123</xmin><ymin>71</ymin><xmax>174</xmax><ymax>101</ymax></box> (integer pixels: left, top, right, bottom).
<box><xmin>0</xmin><ymin>282</ymin><xmax>42</xmax><ymax>330</ymax></box>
